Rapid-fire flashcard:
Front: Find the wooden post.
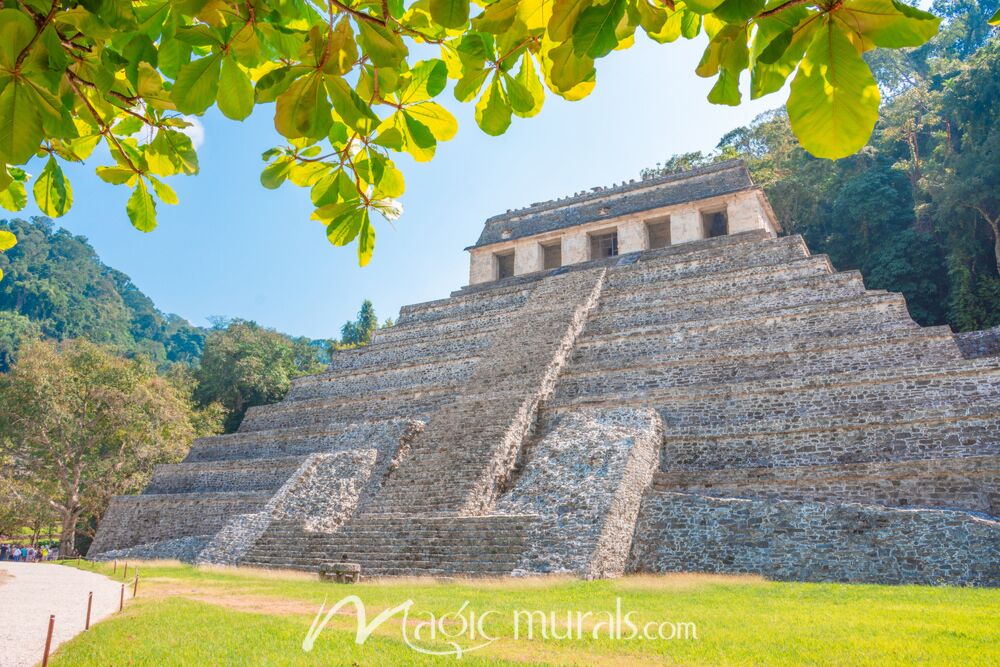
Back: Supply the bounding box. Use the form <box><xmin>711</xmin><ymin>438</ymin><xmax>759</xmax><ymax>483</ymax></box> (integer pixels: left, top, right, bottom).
<box><xmin>85</xmin><ymin>592</ymin><xmax>93</xmax><ymax>630</ymax></box>
<box><xmin>76</xmin><ymin>556</ymin><xmax>80</xmax><ymax>567</ymax></box>
<box><xmin>119</xmin><ymin>584</ymin><xmax>125</xmax><ymax>612</ymax></box>
<box><xmin>41</xmin><ymin>615</ymin><xmax>54</xmax><ymax>667</ymax></box>
<box><xmin>132</xmin><ymin>572</ymin><xmax>139</xmax><ymax>597</ymax></box>
<box><xmin>122</xmin><ymin>561</ymin><xmax>128</xmax><ymax>580</ymax></box>
<box><xmin>113</xmin><ymin>559</ymin><xmax>117</xmax><ymax>574</ymax></box>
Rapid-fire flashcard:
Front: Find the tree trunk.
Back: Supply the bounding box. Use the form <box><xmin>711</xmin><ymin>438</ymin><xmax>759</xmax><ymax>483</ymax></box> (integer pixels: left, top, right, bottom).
<box><xmin>59</xmin><ymin>509</ymin><xmax>79</xmax><ymax>557</ymax></box>
<box><xmin>974</xmin><ymin>207</ymin><xmax>1000</xmax><ymax>273</ymax></box>
<box><xmin>987</xmin><ymin>217</ymin><xmax>1000</xmax><ymax>274</ymax></box>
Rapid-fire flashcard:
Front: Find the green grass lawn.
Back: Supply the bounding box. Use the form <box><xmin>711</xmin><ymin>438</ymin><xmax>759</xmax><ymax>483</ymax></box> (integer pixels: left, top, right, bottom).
<box><xmin>51</xmin><ymin>561</ymin><xmax>999</xmax><ymax>666</ymax></box>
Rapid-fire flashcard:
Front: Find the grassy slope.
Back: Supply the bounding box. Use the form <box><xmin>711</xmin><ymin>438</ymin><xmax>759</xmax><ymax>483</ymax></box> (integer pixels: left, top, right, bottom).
<box><xmin>50</xmin><ymin>561</ymin><xmax>999</xmax><ymax>666</ymax></box>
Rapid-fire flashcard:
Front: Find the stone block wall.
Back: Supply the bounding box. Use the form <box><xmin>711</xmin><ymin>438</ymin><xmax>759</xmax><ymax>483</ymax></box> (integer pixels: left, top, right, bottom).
<box><xmin>628</xmin><ymin>492</ymin><xmax>1000</xmax><ymax>586</ymax></box>
<box><xmin>654</xmin><ymin>455</ymin><xmax>1000</xmax><ymax>515</ymax></box>
<box><xmin>90</xmin><ymin>492</ymin><xmax>270</xmax><ymax>553</ymax></box>
<box><xmin>955</xmin><ymin>325</ymin><xmax>1000</xmax><ymax>359</ymax></box>
<box><xmin>497</xmin><ymin>408</ymin><xmax>661</xmax><ymax>578</ymax></box>
<box><xmin>662</xmin><ymin>417</ymin><xmax>1000</xmax><ymax>471</ymax></box>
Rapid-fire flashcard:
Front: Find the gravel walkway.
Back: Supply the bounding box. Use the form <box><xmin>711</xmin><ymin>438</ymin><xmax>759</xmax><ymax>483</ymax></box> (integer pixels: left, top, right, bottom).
<box><xmin>0</xmin><ymin>561</ymin><xmax>130</xmax><ymax>666</ymax></box>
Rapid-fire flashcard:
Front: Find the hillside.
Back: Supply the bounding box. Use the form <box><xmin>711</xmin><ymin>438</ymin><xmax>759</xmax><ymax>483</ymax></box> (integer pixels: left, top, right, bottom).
<box><xmin>0</xmin><ymin>217</ymin><xmax>332</xmax><ymax>371</ymax></box>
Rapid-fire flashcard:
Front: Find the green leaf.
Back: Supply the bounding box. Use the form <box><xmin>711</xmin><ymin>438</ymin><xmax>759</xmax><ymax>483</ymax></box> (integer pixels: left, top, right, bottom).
<box><xmin>512</xmin><ymin>53</ymin><xmax>544</xmax><ymax>117</ymax></box>
<box><xmin>32</xmin><ymin>156</ymin><xmax>73</xmax><ymax>217</ymax></box>
<box><xmin>0</xmin><ymin>179</ymin><xmax>26</xmax><ymax>212</ymax></box>
<box><xmin>550</xmin><ymin>0</ymin><xmax>594</xmax><ymax>42</ymax></box>
<box><xmin>323</xmin><ymin>202</ymin><xmax>365</xmax><ymax>245</ymax></box>
<box><xmin>172</xmin><ymin>53</ymin><xmax>222</xmax><ymax>114</ymax></box>
<box><xmin>454</xmin><ymin>68</ymin><xmax>490</xmax><ymax>103</ymax></box>
<box><xmin>404</xmin><ymin>102</ymin><xmax>458</xmax><ymax>141</ymax></box>
<box><xmin>400</xmin><ymin>59</ymin><xmax>448</xmax><ymax>104</ymax></box>
<box><xmin>326</xmin><ymin>76</ymin><xmax>379</xmax><ymax>134</ymax></box>
<box><xmin>714</xmin><ymin>0</ymin><xmax>764</xmax><ymax>23</ymax></box>
<box><xmin>260</xmin><ymin>158</ymin><xmax>293</xmax><ymax>189</ymax></box>
<box><xmin>275</xmin><ymin>73</ymin><xmax>332</xmax><ymax>140</ymax></box>
<box><xmin>322</xmin><ymin>16</ymin><xmax>358</xmax><ymax>76</ymax></box>
<box><xmin>126</xmin><ymin>180</ymin><xmax>158</xmax><ymax>232</ymax></box>
<box><xmin>96</xmin><ymin>166</ymin><xmax>135</xmax><ymax>185</ymax></box>
<box><xmin>750</xmin><ymin>8</ymin><xmax>818</xmax><ymax>99</ymax></box>
<box><xmin>543</xmin><ymin>40</ymin><xmax>597</xmax><ymax>100</ymax></box>
<box><xmin>684</xmin><ymin>0</ymin><xmax>727</xmax><ymax>14</ymax></box>
<box><xmin>377</xmin><ymin>160</ymin><xmax>405</xmax><ymax>198</ymax></box>
<box><xmin>573</xmin><ymin>0</ymin><xmax>626</xmax><ymax>59</ymax></box>
<box><xmin>472</xmin><ymin>0</ymin><xmax>520</xmax><ymax>34</ymax></box>
<box><xmin>311</xmin><ymin>169</ymin><xmax>356</xmax><ymax>207</ymax></box>
<box><xmin>430</xmin><ymin>0</ymin><xmax>470</xmax><ymax>28</ymax></box>
<box><xmin>0</xmin><ymin>9</ymin><xmax>36</xmax><ymax>68</ymax></box>
<box><xmin>787</xmin><ymin>20</ymin><xmax>880</xmax><ymax>160</ymax></box>
<box><xmin>255</xmin><ymin>66</ymin><xmax>303</xmax><ymax>103</ymax></box>
<box><xmin>835</xmin><ymin>0</ymin><xmax>941</xmax><ymax>49</ymax></box>
<box><xmin>505</xmin><ymin>73</ymin><xmax>535</xmax><ymax>116</ymax></box>
<box><xmin>708</xmin><ymin>68</ymin><xmax>741</xmax><ymax>106</ymax></box>
<box><xmin>147</xmin><ymin>129</ymin><xmax>199</xmax><ymax>177</ymax></box>
<box><xmin>0</xmin><ymin>80</ymin><xmax>43</xmax><ymax>165</ymax></box>
<box><xmin>0</xmin><ymin>229</ymin><xmax>16</xmax><ymax>251</ymax></box>
<box><xmin>217</xmin><ymin>56</ymin><xmax>254</xmax><ymax>121</ymax></box>
<box><xmin>400</xmin><ymin>111</ymin><xmax>438</xmax><ymax>161</ymax></box>
<box><xmin>357</xmin><ymin>209</ymin><xmax>375</xmax><ymax>266</ymax></box>
<box><xmin>357</xmin><ymin>22</ymin><xmax>408</xmax><ymax>68</ymax></box>
<box><xmin>475</xmin><ymin>76</ymin><xmax>513</xmax><ymax>136</ymax></box>
<box><xmin>149</xmin><ymin>176</ymin><xmax>179</xmax><ymax>205</ymax></box>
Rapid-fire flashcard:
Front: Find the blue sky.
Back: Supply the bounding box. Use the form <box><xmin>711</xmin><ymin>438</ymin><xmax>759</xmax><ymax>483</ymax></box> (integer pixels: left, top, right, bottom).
<box><xmin>18</xmin><ymin>33</ymin><xmax>785</xmax><ymax>340</ymax></box>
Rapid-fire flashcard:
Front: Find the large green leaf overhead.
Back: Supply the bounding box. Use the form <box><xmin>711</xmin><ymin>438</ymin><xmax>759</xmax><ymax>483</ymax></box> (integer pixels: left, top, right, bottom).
<box><xmin>0</xmin><ymin>0</ymin><xmax>944</xmax><ymax>271</ymax></box>
<box><xmin>787</xmin><ymin>19</ymin><xmax>881</xmax><ymax>160</ymax></box>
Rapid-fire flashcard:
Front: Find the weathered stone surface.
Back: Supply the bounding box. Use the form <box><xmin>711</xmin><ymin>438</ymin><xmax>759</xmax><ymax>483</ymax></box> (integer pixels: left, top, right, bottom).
<box><xmin>628</xmin><ymin>492</ymin><xmax>1000</xmax><ymax>586</ymax></box>
<box><xmin>956</xmin><ymin>325</ymin><xmax>1000</xmax><ymax>359</ymax></box>
<box><xmin>499</xmin><ymin>408</ymin><xmax>661</xmax><ymax>578</ymax></box>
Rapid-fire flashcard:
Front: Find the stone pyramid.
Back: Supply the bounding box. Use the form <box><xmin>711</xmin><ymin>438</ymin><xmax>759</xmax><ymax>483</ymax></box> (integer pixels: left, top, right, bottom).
<box><xmin>91</xmin><ymin>162</ymin><xmax>999</xmax><ymax>585</ymax></box>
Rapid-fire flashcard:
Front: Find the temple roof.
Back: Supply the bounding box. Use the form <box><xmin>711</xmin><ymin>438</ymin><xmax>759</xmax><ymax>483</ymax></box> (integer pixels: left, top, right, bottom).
<box><xmin>469</xmin><ymin>159</ymin><xmax>756</xmax><ymax>250</ymax></box>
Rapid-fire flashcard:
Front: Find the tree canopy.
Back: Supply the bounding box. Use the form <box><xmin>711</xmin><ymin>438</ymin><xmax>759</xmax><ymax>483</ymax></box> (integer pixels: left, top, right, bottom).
<box><xmin>0</xmin><ymin>338</ymin><xmax>209</xmax><ymax>554</ymax></box>
<box><xmin>193</xmin><ymin>318</ymin><xmax>328</xmax><ymax>432</ymax></box>
<box><xmin>644</xmin><ymin>8</ymin><xmax>1000</xmax><ymax>331</ymax></box>
<box><xmin>0</xmin><ymin>0</ymin><xmax>952</xmax><ymax>269</ymax></box>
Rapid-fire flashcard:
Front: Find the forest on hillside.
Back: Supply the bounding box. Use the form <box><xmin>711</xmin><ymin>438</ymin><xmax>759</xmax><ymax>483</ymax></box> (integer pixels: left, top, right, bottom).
<box><xmin>644</xmin><ymin>0</ymin><xmax>1000</xmax><ymax>332</ymax></box>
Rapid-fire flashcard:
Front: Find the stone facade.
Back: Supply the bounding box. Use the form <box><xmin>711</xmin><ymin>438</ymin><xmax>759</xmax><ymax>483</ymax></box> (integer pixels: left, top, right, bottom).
<box><xmin>91</xmin><ymin>161</ymin><xmax>999</xmax><ymax>586</ymax></box>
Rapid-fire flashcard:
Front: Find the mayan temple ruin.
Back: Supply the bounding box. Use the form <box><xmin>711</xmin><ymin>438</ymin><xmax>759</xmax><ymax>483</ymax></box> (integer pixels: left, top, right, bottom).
<box><xmin>90</xmin><ymin>160</ymin><xmax>1000</xmax><ymax>586</ymax></box>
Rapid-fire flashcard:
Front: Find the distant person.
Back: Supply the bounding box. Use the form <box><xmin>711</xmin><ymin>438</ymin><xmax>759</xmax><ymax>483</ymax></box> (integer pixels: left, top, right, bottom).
<box><xmin>0</xmin><ymin>544</ymin><xmax>8</xmax><ymax>560</ymax></box>
<box><xmin>11</xmin><ymin>546</ymin><xmax>21</xmax><ymax>561</ymax></box>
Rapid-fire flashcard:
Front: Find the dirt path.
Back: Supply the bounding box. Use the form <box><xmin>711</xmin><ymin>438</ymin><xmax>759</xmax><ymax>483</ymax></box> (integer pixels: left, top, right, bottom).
<box><xmin>0</xmin><ymin>562</ymin><xmax>130</xmax><ymax>667</ymax></box>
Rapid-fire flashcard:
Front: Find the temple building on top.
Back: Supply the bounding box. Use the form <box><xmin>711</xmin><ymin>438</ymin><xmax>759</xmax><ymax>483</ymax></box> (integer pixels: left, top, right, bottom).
<box><xmin>467</xmin><ymin>161</ymin><xmax>780</xmax><ymax>284</ymax></box>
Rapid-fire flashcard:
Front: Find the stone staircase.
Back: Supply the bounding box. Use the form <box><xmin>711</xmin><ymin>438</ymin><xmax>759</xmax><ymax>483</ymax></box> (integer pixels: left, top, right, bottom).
<box><xmin>242</xmin><ymin>516</ymin><xmax>535</xmax><ymax>576</ymax></box>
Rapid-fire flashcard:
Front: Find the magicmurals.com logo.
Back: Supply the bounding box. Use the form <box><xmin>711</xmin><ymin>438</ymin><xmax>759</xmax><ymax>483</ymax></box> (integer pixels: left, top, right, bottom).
<box><xmin>303</xmin><ymin>595</ymin><xmax>698</xmax><ymax>658</ymax></box>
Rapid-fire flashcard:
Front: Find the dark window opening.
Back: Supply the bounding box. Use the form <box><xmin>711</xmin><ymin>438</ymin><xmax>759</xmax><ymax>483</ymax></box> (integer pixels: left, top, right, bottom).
<box><xmin>703</xmin><ymin>210</ymin><xmax>728</xmax><ymax>238</ymax></box>
<box><xmin>590</xmin><ymin>231</ymin><xmax>619</xmax><ymax>259</ymax></box>
<box><xmin>646</xmin><ymin>219</ymin><xmax>671</xmax><ymax>249</ymax></box>
<box><xmin>543</xmin><ymin>242</ymin><xmax>562</xmax><ymax>270</ymax></box>
<box><xmin>497</xmin><ymin>252</ymin><xmax>515</xmax><ymax>279</ymax></box>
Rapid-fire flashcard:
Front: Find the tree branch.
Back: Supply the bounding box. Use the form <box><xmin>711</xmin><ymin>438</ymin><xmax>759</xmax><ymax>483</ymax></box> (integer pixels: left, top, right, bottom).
<box><xmin>757</xmin><ymin>0</ymin><xmax>812</xmax><ymax>19</ymax></box>
<box><xmin>15</xmin><ymin>0</ymin><xmax>59</xmax><ymax>70</ymax></box>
